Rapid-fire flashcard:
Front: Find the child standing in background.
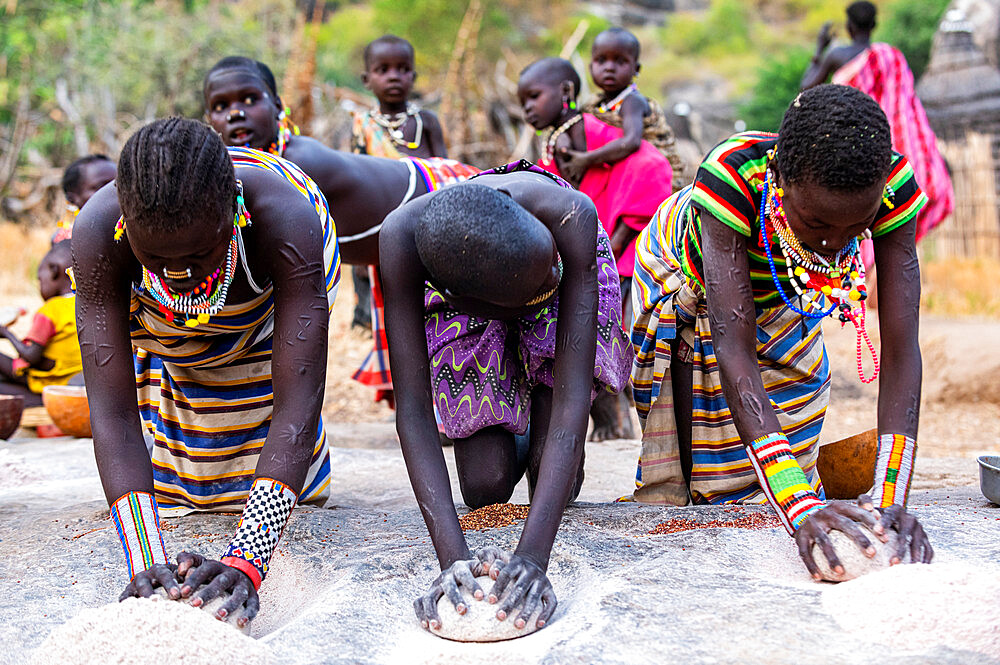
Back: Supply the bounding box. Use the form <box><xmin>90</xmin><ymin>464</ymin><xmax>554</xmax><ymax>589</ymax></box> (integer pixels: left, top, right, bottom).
<box><xmin>0</xmin><ymin>241</ymin><xmax>81</xmax><ymax>407</ymax></box>
<box><xmin>352</xmin><ymin>35</ymin><xmax>448</xmax><ymax>159</ymax></box>
<box><xmin>54</xmin><ymin>155</ymin><xmax>116</xmax><ymax>243</ymax></box>
<box><xmin>580</xmin><ymin>28</ymin><xmax>686</xmax><ymax>191</ymax></box>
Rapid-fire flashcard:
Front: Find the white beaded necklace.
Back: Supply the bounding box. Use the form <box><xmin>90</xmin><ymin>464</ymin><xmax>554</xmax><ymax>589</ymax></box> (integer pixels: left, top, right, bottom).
<box><xmin>541</xmin><ymin>114</ymin><xmax>583</xmax><ymax>166</ymax></box>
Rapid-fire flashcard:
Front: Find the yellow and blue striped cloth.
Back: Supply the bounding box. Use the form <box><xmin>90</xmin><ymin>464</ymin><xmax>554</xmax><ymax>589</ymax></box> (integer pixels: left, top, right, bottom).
<box><xmin>130</xmin><ymin>147</ymin><xmax>340</xmax><ymax>515</ymax></box>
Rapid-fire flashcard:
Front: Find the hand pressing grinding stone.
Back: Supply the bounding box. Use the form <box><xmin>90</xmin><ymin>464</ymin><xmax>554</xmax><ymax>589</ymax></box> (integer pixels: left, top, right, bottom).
<box><xmin>811</xmin><ymin>526</ymin><xmax>899</xmax><ymax>582</ymax></box>
<box><xmin>153</xmin><ymin>587</ymin><xmax>251</xmax><ymax>634</ymax></box>
<box><xmin>431</xmin><ymin>575</ymin><xmax>543</xmax><ymax>642</ymax></box>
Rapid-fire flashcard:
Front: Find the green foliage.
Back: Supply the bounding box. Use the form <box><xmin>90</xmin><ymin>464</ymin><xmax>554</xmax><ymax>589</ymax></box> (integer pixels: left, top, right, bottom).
<box><xmin>664</xmin><ymin>0</ymin><xmax>753</xmax><ymax>58</ymax></box>
<box><xmin>879</xmin><ymin>0</ymin><xmax>951</xmax><ymax>79</ymax></box>
<box><xmin>737</xmin><ymin>46</ymin><xmax>813</xmax><ymax>132</ymax></box>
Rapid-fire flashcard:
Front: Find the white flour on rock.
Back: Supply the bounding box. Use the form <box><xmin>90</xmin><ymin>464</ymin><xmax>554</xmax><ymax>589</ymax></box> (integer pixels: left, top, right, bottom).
<box><xmin>28</xmin><ymin>596</ymin><xmax>274</xmax><ymax>665</ymax></box>
<box><xmin>822</xmin><ymin>562</ymin><xmax>1000</xmax><ymax>655</ymax></box>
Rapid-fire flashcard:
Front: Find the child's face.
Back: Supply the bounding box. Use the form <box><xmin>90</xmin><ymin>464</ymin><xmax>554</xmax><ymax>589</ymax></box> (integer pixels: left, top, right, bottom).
<box><xmin>780</xmin><ymin>176</ymin><xmax>883</xmax><ymax>255</ymax></box>
<box><xmin>517</xmin><ymin>72</ymin><xmax>564</xmax><ymax>130</ymax></box>
<box><xmin>204</xmin><ymin>70</ymin><xmax>281</xmax><ymax>151</ymax></box>
<box><xmin>38</xmin><ymin>257</ymin><xmax>69</xmax><ymax>301</ymax></box>
<box><xmin>590</xmin><ymin>36</ymin><xmax>638</xmax><ymax>94</ymax></box>
<box><xmin>362</xmin><ymin>43</ymin><xmax>416</xmax><ymax>107</ymax></box>
<box><xmin>68</xmin><ymin>161</ymin><xmax>116</xmax><ymax>210</ymax></box>
<box><xmin>127</xmin><ymin>213</ymin><xmax>233</xmax><ymax>295</ymax></box>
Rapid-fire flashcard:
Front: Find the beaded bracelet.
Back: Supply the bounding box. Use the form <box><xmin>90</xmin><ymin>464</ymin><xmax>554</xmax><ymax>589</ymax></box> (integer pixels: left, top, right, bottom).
<box><xmin>869</xmin><ymin>433</ymin><xmax>916</xmax><ymax>508</ymax></box>
<box><xmin>110</xmin><ymin>491</ymin><xmax>169</xmax><ymax>579</ymax></box>
<box><xmin>747</xmin><ymin>433</ymin><xmax>825</xmax><ymax>534</ymax></box>
<box><xmin>220</xmin><ymin>477</ymin><xmax>297</xmax><ymax>590</ymax></box>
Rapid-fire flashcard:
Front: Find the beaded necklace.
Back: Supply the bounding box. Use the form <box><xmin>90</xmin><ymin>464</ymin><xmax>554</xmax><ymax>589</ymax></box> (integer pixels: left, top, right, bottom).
<box><xmin>371</xmin><ymin>103</ymin><xmax>423</xmax><ymax>151</ymax></box>
<box><xmin>757</xmin><ymin>163</ymin><xmax>879</xmax><ymax>384</ymax></box>
<box><xmin>115</xmin><ymin>181</ymin><xmax>252</xmax><ymax>328</ymax></box>
<box><xmin>541</xmin><ymin>113</ymin><xmax>583</xmax><ymax>166</ymax></box>
<box><xmin>597</xmin><ymin>83</ymin><xmax>637</xmax><ymax>113</ymax></box>
<box><xmin>267</xmin><ymin>107</ymin><xmax>299</xmax><ymax>158</ymax></box>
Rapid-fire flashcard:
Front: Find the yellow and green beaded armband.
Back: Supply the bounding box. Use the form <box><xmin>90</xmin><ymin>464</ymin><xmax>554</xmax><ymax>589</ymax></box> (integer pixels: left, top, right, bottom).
<box><xmin>870</xmin><ymin>434</ymin><xmax>916</xmax><ymax>508</ymax></box>
<box><xmin>747</xmin><ymin>433</ymin><xmax>824</xmax><ymax>534</ymax></box>
<box><xmin>110</xmin><ymin>491</ymin><xmax>169</xmax><ymax>579</ymax></box>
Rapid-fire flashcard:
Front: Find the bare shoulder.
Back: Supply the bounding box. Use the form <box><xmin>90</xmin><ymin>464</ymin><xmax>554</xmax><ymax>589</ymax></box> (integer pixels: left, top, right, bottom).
<box><xmin>622</xmin><ymin>91</ymin><xmax>650</xmax><ymax>117</ymax></box>
<box><xmin>72</xmin><ymin>183</ymin><xmax>123</xmax><ymax>262</ymax></box>
<box><xmin>418</xmin><ymin>109</ymin><xmax>442</xmax><ymax>129</ymax></box>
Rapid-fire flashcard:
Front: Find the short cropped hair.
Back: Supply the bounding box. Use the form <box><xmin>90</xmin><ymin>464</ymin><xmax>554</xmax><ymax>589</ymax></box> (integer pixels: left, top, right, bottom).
<box><xmin>61</xmin><ymin>155</ymin><xmax>113</xmax><ymax>197</ymax></box>
<box><xmin>363</xmin><ymin>35</ymin><xmax>415</xmax><ymax>69</ymax></box>
<box><xmin>775</xmin><ymin>84</ymin><xmax>892</xmax><ymax>191</ymax></box>
<box><xmin>415</xmin><ymin>184</ymin><xmax>550</xmax><ymax>301</ymax></box>
<box><xmin>520</xmin><ymin>58</ymin><xmax>582</xmax><ymax>100</ymax></box>
<box><xmin>203</xmin><ymin>56</ymin><xmax>279</xmax><ymax>99</ymax></box>
<box><xmin>847</xmin><ymin>1</ymin><xmax>877</xmax><ymax>32</ymax></box>
<box><xmin>594</xmin><ymin>27</ymin><xmax>641</xmax><ymax>60</ymax></box>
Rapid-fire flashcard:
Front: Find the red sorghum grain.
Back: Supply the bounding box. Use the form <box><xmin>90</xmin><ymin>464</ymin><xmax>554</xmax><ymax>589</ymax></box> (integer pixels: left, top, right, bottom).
<box><xmin>459</xmin><ymin>503</ymin><xmax>531</xmax><ymax>531</ymax></box>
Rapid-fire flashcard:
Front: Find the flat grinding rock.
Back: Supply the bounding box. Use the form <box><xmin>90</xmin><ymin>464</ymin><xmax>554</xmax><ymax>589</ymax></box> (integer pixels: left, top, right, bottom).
<box><xmin>430</xmin><ymin>575</ymin><xmax>544</xmax><ymax>642</ymax></box>
<box><xmin>812</xmin><ymin>527</ymin><xmax>899</xmax><ymax>582</ymax></box>
<box><xmin>152</xmin><ymin>587</ymin><xmax>252</xmax><ymax>634</ymax></box>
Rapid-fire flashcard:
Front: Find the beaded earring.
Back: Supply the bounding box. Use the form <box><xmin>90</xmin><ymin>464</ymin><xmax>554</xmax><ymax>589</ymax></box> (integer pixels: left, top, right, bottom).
<box><xmin>569</xmin><ymin>100</ymin><xmax>577</xmax><ymax>110</ymax></box>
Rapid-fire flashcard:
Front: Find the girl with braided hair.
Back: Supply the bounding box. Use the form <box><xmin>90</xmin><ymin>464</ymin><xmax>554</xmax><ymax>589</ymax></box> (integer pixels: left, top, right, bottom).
<box><xmin>73</xmin><ymin>117</ymin><xmax>340</xmax><ymax>624</ymax></box>
<box><xmin>203</xmin><ymin>57</ymin><xmax>478</xmax><ymax>409</ymax></box>
<box><xmin>630</xmin><ymin>85</ymin><xmax>933</xmax><ymax>576</ymax></box>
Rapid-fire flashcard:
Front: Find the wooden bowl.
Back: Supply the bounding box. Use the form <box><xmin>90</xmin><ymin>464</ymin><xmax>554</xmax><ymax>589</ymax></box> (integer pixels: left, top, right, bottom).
<box><xmin>816</xmin><ymin>428</ymin><xmax>878</xmax><ymax>499</ymax></box>
<box><xmin>0</xmin><ymin>395</ymin><xmax>25</xmax><ymax>439</ymax></box>
<box><xmin>42</xmin><ymin>385</ymin><xmax>92</xmax><ymax>438</ymax></box>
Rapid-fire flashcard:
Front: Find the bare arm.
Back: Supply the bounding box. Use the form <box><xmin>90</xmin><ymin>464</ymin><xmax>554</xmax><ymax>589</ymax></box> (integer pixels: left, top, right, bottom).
<box><xmin>246</xmin><ymin>169</ymin><xmax>331</xmax><ymax>491</ymax></box>
<box><xmin>801</xmin><ymin>22</ymin><xmax>838</xmax><ymax>90</ymax></box>
<box><xmin>380</xmin><ymin>197</ymin><xmax>472</xmax><ymax>570</ymax></box>
<box><xmin>558</xmin><ymin>96</ymin><xmax>646</xmax><ymax>183</ymax></box>
<box><xmin>0</xmin><ymin>329</ymin><xmax>48</xmax><ymax>368</ymax></box>
<box><xmin>513</xmin><ymin>189</ymin><xmax>600</xmax><ymax>568</ymax></box>
<box><xmin>872</xmin><ymin>220</ymin><xmax>921</xmax><ymax>442</ymax></box>
<box><xmin>73</xmin><ymin>185</ymin><xmax>153</xmax><ymax>504</ymax></box>
<box><xmin>421</xmin><ymin>111</ymin><xmax>448</xmax><ymax>159</ymax></box>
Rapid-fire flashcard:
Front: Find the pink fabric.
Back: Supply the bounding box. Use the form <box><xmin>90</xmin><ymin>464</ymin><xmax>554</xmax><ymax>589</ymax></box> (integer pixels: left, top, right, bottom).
<box><xmin>833</xmin><ymin>43</ymin><xmax>954</xmax><ymax>242</ymax></box>
<box><xmin>540</xmin><ymin>114</ymin><xmax>672</xmax><ymax>277</ymax></box>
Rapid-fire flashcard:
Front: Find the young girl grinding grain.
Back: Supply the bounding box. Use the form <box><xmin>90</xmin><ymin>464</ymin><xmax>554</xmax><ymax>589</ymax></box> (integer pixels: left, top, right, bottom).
<box><xmin>378</xmin><ymin>162</ymin><xmax>631</xmax><ymax>633</ymax></box>
<box><xmin>203</xmin><ymin>56</ymin><xmax>477</xmax><ymax>407</ymax></box>
<box><xmin>630</xmin><ymin>85</ymin><xmax>933</xmax><ymax>577</ymax></box>
<box><xmin>73</xmin><ymin>118</ymin><xmax>340</xmax><ymax>624</ymax></box>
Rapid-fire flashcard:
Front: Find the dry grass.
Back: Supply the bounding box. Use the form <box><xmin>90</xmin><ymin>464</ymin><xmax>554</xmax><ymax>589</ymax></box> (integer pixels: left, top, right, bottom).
<box><xmin>0</xmin><ymin>222</ymin><xmax>53</xmax><ymax>305</ymax></box>
<box><xmin>920</xmin><ymin>255</ymin><xmax>1000</xmax><ymax>319</ymax></box>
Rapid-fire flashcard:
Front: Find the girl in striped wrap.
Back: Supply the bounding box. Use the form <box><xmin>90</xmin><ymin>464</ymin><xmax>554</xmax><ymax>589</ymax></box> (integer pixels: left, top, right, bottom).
<box><xmin>630</xmin><ymin>85</ymin><xmax>932</xmax><ymax>577</ymax></box>
<box><xmin>73</xmin><ymin>118</ymin><xmax>339</xmax><ymax>625</ymax></box>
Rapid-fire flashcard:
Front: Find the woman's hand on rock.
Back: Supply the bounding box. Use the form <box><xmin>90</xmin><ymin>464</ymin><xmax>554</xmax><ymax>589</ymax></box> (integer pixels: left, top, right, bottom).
<box><xmin>486</xmin><ymin>553</ymin><xmax>556</xmax><ymax>629</ymax></box>
<box><xmin>793</xmin><ymin>501</ymin><xmax>884</xmax><ymax>580</ymax></box>
<box><xmin>414</xmin><ymin>558</ymin><xmax>486</xmax><ymax>630</ymax></box>
<box><xmin>175</xmin><ymin>552</ymin><xmax>259</xmax><ymax>627</ymax></box>
<box><xmin>876</xmin><ymin>504</ymin><xmax>934</xmax><ymax>564</ymax></box>
<box><xmin>119</xmin><ymin>562</ymin><xmax>181</xmax><ymax>601</ymax></box>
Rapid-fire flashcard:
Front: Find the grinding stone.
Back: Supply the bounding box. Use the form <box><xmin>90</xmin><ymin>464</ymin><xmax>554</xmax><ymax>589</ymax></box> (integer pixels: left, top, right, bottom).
<box><xmin>811</xmin><ymin>526</ymin><xmax>899</xmax><ymax>582</ymax></box>
<box><xmin>429</xmin><ymin>575</ymin><xmax>544</xmax><ymax>642</ymax></box>
<box><xmin>152</xmin><ymin>587</ymin><xmax>251</xmax><ymax>634</ymax></box>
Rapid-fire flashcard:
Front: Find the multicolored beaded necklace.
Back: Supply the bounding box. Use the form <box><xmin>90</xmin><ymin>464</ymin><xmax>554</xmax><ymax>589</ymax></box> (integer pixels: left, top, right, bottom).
<box><xmin>371</xmin><ymin>102</ymin><xmax>423</xmax><ymax>151</ymax></box>
<box><xmin>267</xmin><ymin>108</ymin><xmax>299</xmax><ymax>158</ymax></box>
<box><xmin>758</xmin><ymin>162</ymin><xmax>879</xmax><ymax>384</ymax></box>
<box><xmin>597</xmin><ymin>83</ymin><xmax>637</xmax><ymax>114</ymax></box>
<box><xmin>541</xmin><ymin>113</ymin><xmax>583</xmax><ymax>166</ymax></box>
<box><xmin>114</xmin><ymin>181</ymin><xmax>252</xmax><ymax>328</ymax></box>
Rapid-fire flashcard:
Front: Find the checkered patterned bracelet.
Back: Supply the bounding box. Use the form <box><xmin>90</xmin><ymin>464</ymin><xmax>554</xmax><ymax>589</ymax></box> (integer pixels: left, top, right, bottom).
<box><xmin>747</xmin><ymin>432</ymin><xmax>825</xmax><ymax>535</ymax></box>
<box><xmin>110</xmin><ymin>491</ymin><xmax>169</xmax><ymax>579</ymax></box>
<box><xmin>220</xmin><ymin>477</ymin><xmax>297</xmax><ymax>589</ymax></box>
<box><xmin>869</xmin><ymin>433</ymin><xmax>916</xmax><ymax>508</ymax></box>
